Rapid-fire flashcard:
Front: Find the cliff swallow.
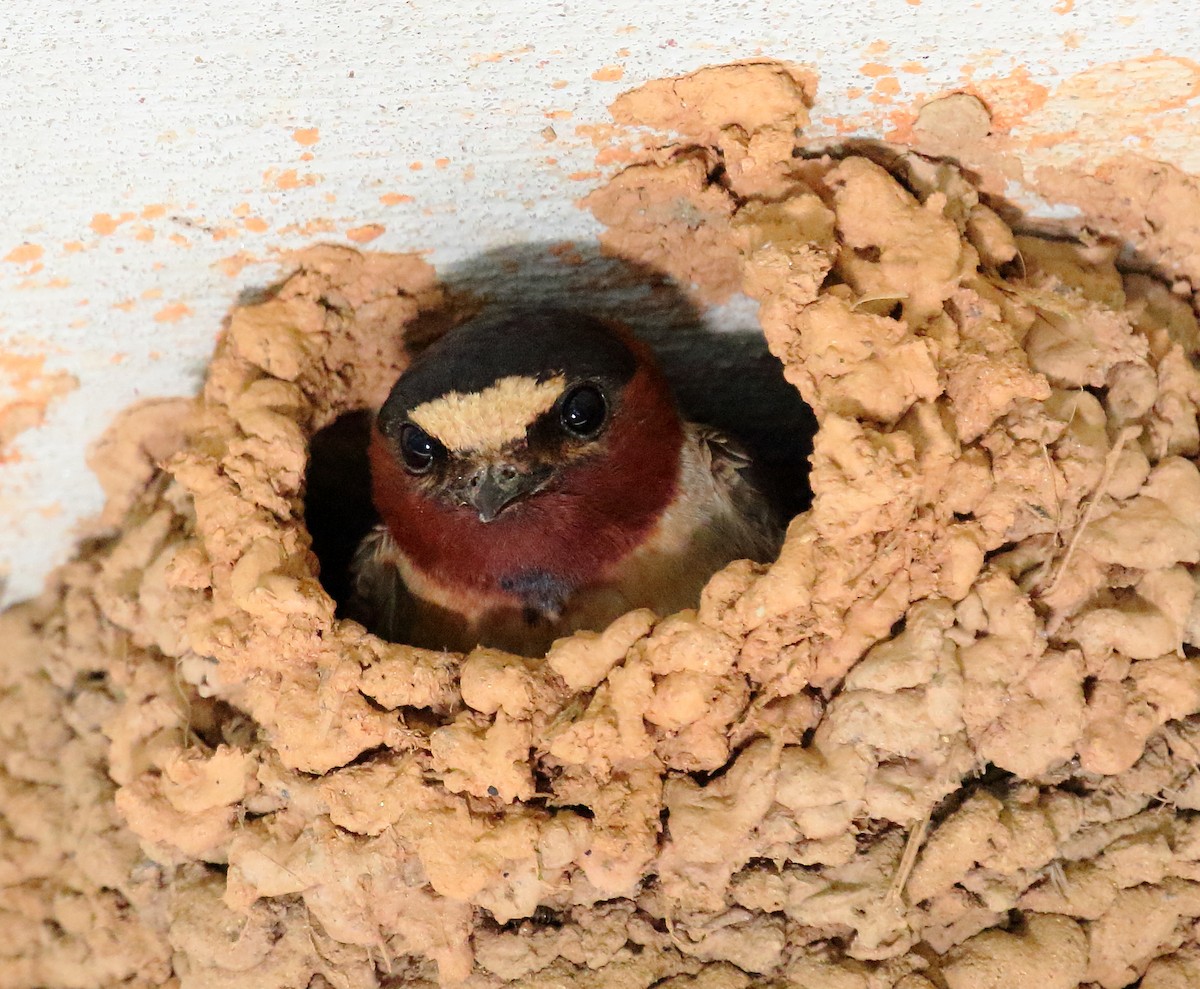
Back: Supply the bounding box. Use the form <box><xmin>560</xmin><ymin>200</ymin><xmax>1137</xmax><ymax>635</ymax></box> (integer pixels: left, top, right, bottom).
<box><xmin>348</xmin><ymin>309</ymin><xmax>783</xmax><ymax>656</ymax></box>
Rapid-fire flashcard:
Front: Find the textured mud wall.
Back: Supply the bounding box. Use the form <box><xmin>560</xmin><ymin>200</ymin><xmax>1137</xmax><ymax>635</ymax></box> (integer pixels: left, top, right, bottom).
<box><xmin>4</xmin><ymin>62</ymin><xmax>1200</xmax><ymax>988</ymax></box>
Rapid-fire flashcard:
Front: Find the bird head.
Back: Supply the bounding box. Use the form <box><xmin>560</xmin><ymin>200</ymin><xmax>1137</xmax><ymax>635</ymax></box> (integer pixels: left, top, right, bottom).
<box><xmin>367</xmin><ymin>309</ymin><xmax>686</xmax><ymax>604</ymax></box>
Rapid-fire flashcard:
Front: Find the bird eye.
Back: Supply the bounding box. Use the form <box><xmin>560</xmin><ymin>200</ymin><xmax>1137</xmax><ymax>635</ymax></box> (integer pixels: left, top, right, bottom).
<box><xmin>560</xmin><ymin>384</ymin><xmax>607</xmax><ymax>438</ymax></box>
<box><xmin>398</xmin><ymin>423</ymin><xmax>441</xmax><ymax>474</ymax></box>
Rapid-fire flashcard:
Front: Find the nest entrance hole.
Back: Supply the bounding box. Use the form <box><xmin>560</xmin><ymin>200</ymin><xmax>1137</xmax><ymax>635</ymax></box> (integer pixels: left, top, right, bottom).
<box><xmin>303</xmin><ymin>327</ymin><xmax>817</xmax><ymax>623</ymax></box>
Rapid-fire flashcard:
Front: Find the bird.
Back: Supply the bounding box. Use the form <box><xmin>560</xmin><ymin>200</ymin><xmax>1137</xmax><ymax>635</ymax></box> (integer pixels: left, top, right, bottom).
<box><xmin>347</xmin><ymin>309</ymin><xmax>784</xmax><ymax>656</ymax></box>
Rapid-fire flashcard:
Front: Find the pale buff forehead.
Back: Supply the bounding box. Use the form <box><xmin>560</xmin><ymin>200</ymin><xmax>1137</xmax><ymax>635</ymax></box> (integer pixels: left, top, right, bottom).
<box><xmin>408</xmin><ymin>374</ymin><xmax>566</xmax><ymax>453</ymax></box>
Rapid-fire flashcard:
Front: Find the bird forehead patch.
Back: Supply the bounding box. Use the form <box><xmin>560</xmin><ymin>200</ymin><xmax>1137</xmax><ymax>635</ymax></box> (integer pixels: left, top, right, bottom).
<box><xmin>408</xmin><ymin>374</ymin><xmax>566</xmax><ymax>453</ymax></box>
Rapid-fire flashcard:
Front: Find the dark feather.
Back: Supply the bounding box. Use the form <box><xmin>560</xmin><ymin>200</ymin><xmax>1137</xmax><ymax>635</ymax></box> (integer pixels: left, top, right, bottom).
<box><xmin>694</xmin><ymin>425</ymin><xmax>787</xmax><ymax>564</ymax></box>
<box><xmin>345</xmin><ymin>527</ymin><xmax>415</xmax><ymax>644</ymax></box>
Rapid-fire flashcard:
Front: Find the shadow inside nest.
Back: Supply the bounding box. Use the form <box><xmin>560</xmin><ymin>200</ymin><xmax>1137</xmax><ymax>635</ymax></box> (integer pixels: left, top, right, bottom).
<box><xmin>303</xmin><ymin>243</ymin><xmax>818</xmax><ymax>615</ymax></box>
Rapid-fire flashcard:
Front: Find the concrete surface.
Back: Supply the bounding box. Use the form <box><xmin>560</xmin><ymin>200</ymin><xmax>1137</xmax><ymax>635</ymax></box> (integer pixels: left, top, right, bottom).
<box><xmin>2</xmin><ymin>0</ymin><xmax>1198</xmax><ymax>603</ymax></box>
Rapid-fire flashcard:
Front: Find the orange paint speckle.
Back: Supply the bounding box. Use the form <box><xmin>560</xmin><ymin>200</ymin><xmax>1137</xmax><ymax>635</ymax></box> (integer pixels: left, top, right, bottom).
<box><xmin>134</xmin><ymin>225</ymin><xmax>155</xmax><ymax>242</ymax></box>
<box><xmin>323</xmin><ymin>193</ymin><xmax>337</xmax><ymax>204</ymax></box>
<box><xmin>435</xmin><ymin>157</ymin><xmax>451</xmax><ymax>169</ymax></box>
<box><xmin>0</xmin><ymin>353</ymin><xmax>79</xmax><ymax>463</ymax></box>
<box><xmin>232</xmin><ymin>202</ymin><xmax>252</xmax><ymax>218</ymax></box>
<box><xmin>866</xmin><ymin>41</ymin><xmax>891</xmax><ymax>54</ymax></box>
<box><xmin>552</xmin><ymin>79</ymin><xmax>568</xmax><ymax>90</ymax></box>
<box><xmin>243</xmin><ymin>216</ymin><xmax>269</xmax><ymax>234</ymax></box>
<box><xmin>264</xmin><ymin>168</ymin><xmax>321</xmax><ymax>190</ymax></box>
<box><xmin>409</xmin><ymin>161</ymin><xmax>424</xmax><ymax>171</ymax></box>
<box><xmin>141</xmin><ymin>288</ymin><xmax>163</xmax><ymax>300</ymax></box>
<box><xmin>0</xmin><ymin>352</ymin><xmax>46</xmax><ymax>388</ymax></box>
<box><xmin>1053</xmin><ymin>0</ymin><xmax>1074</xmax><ymax>12</ymax></box>
<box><xmin>3</xmin><ymin>243</ymin><xmax>43</xmax><ymax>264</ymax></box>
<box><xmin>567</xmin><ymin>170</ymin><xmax>601</xmax><ymax>181</ymax></box>
<box><xmin>141</xmin><ymin>203</ymin><xmax>168</xmax><ymax>220</ymax></box>
<box><xmin>276</xmin><ymin>218</ymin><xmax>336</xmax><ymax>237</ymax></box>
<box><xmin>63</xmin><ymin>241</ymin><xmax>85</xmax><ymax>254</ymax></box>
<box><xmin>112</xmin><ymin>298</ymin><xmax>136</xmax><ymax>312</ymax></box>
<box><xmin>846</xmin><ymin>86</ymin><xmax>865</xmax><ymax>100</ymax></box>
<box><xmin>544</xmin><ymin>109</ymin><xmax>573</xmax><ymax>120</ymax></box>
<box><xmin>89</xmin><ymin>212</ymin><xmax>136</xmax><ymax>235</ymax></box>
<box><xmin>592</xmin><ymin>65</ymin><xmax>624</xmax><ymax>82</ymax></box>
<box><xmin>379</xmin><ymin>192</ymin><xmax>414</xmax><ymax>206</ymax></box>
<box><xmin>574</xmin><ymin>123</ymin><xmax>622</xmax><ymax>150</ymax></box>
<box><xmin>292</xmin><ymin>127</ymin><xmax>320</xmax><ymax>146</ymax></box>
<box><xmin>875</xmin><ymin>77</ymin><xmax>901</xmax><ymax>97</ymax></box>
<box><xmin>905</xmin><ymin>0</ymin><xmax>920</xmax><ymax>6</ymax></box>
<box><xmin>215</xmin><ymin>252</ymin><xmax>258</xmax><ymax>278</ymax></box>
<box><xmin>1049</xmin><ymin>55</ymin><xmax>1200</xmax><ymax>115</ymax></box>
<box><xmin>901</xmin><ymin>61</ymin><xmax>928</xmax><ymax>74</ymax></box>
<box><xmin>882</xmin><ymin>107</ymin><xmax>918</xmax><ymax>144</ymax></box>
<box><xmin>861</xmin><ymin>62</ymin><xmax>892</xmax><ymax>78</ymax></box>
<box><xmin>595</xmin><ymin>145</ymin><xmax>636</xmax><ymax>166</ymax></box>
<box><xmin>153</xmin><ymin>302</ymin><xmax>193</xmax><ymax>323</ymax></box>
<box><xmin>169</xmin><ymin>233</ymin><xmax>191</xmax><ymax>248</ymax></box>
<box><xmin>969</xmin><ymin>64</ymin><xmax>1052</xmax><ymax>131</ymax></box>
<box><xmin>0</xmin><ymin>353</ymin><xmax>58</xmax><ymax>389</ymax></box>
<box><xmin>299</xmin><ymin>151</ymin><xmax>315</xmax><ymax>162</ymax></box>
<box><xmin>346</xmin><ymin>224</ymin><xmax>385</xmax><ymax>244</ymax></box>
<box><xmin>1022</xmin><ymin>130</ymin><xmax>1072</xmax><ymax>151</ymax></box>
<box><xmin>469</xmin><ymin>45</ymin><xmax>534</xmax><ymax>67</ymax></box>
<box><xmin>821</xmin><ymin>114</ymin><xmax>856</xmax><ymax>135</ymax></box>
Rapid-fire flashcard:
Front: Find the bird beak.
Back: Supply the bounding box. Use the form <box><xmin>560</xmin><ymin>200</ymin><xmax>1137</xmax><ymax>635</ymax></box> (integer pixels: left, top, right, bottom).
<box><xmin>462</xmin><ymin>464</ymin><xmax>548</xmax><ymax>522</ymax></box>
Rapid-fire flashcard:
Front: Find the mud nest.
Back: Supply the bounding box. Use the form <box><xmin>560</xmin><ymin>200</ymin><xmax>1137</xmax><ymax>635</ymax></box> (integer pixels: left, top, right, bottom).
<box><xmin>5</xmin><ymin>62</ymin><xmax>1200</xmax><ymax>989</ymax></box>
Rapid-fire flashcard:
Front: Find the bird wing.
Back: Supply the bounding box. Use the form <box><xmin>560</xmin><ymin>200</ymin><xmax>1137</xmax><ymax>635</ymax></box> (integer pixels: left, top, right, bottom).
<box><xmin>692</xmin><ymin>424</ymin><xmax>786</xmax><ymax>564</ymax></box>
<box><xmin>345</xmin><ymin>525</ymin><xmax>415</xmax><ymax>644</ymax></box>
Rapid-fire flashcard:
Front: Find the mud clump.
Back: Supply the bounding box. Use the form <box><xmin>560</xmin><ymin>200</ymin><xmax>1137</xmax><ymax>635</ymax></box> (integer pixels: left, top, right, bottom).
<box><xmin>5</xmin><ymin>61</ymin><xmax>1200</xmax><ymax>988</ymax></box>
